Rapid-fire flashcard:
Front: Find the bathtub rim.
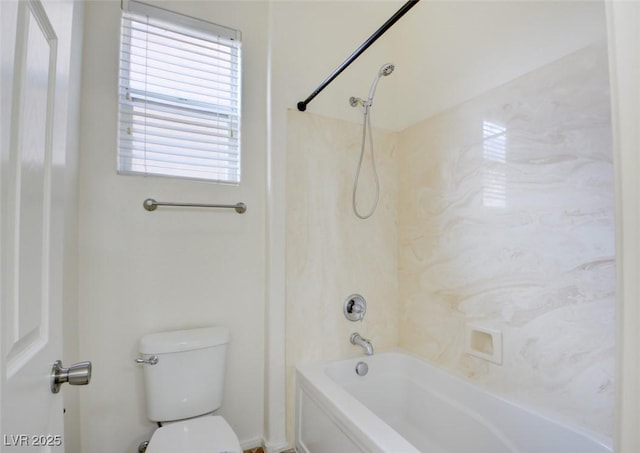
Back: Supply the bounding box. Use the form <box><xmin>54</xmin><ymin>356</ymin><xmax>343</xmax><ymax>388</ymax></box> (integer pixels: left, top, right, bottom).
<box><xmin>295</xmin><ymin>349</ymin><xmax>613</xmax><ymax>452</ymax></box>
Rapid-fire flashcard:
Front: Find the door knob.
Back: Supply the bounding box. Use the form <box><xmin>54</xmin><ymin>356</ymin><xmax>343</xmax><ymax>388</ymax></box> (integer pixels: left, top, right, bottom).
<box><xmin>50</xmin><ymin>360</ymin><xmax>92</xmax><ymax>394</ymax></box>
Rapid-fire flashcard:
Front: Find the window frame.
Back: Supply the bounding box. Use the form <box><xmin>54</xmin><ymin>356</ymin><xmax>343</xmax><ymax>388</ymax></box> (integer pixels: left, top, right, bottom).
<box><xmin>118</xmin><ymin>0</ymin><xmax>242</xmax><ymax>184</ymax></box>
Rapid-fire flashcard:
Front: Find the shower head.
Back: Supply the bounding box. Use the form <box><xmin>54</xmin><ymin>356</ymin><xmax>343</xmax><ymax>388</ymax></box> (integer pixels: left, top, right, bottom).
<box><xmin>379</xmin><ymin>63</ymin><xmax>395</xmax><ymax>77</ymax></box>
<box><xmin>348</xmin><ymin>63</ymin><xmax>395</xmax><ymax>109</ymax></box>
<box><xmin>367</xmin><ymin>62</ymin><xmax>395</xmax><ymax>106</ymax></box>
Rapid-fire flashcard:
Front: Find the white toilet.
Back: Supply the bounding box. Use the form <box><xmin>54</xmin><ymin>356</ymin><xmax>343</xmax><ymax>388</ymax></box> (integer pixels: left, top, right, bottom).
<box><xmin>137</xmin><ymin>326</ymin><xmax>242</xmax><ymax>453</ymax></box>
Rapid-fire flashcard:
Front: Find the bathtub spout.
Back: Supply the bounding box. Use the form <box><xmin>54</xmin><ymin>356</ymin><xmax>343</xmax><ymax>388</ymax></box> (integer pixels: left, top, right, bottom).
<box><xmin>350</xmin><ymin>332</ymin><xmax>374</xmax><ymax>355</ymax></box>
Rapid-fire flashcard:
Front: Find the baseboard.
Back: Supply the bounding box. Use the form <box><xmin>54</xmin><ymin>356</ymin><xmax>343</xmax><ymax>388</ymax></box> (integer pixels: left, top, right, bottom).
<box><xmin>263</xmin><ymin>439</ymin><xmax>293</xmax><ymax>453</ymax></box>
<box><xmin>240</xmin><ymin>436</ymin><xmax>264</xmax><ymax>451</ymax></box>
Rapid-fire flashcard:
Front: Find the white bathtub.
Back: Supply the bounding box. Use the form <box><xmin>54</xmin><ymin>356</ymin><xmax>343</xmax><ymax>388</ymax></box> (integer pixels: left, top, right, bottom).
<box><xmin>295</xmin><ymin>352</ymin><xmax>612</xmax><ymax>453</ymax></box>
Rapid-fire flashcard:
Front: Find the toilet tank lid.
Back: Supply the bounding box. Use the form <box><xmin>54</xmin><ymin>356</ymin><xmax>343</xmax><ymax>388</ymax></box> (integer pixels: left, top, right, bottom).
<box><xmin>139</xmin><ymin>326</ymin><xmax>230</xmax><ymax>354</ymax></box>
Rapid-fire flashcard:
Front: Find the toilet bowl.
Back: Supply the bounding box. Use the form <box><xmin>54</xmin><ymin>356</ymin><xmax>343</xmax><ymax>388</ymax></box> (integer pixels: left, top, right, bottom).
<box><xmin>146</xmin><ymin>415</ymin><xmax>241</xmax><ymax>453</ymax></box>
<box><xmin>136</xmin><ymin>326</ymin><xmax>241</xmax><ymax>452</ymax></box>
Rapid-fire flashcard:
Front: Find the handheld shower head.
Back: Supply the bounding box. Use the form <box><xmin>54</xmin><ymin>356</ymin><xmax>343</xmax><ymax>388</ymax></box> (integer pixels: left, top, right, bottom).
<box><xmin>348</xmin><ymin>63</ymin><xmax>395</xmax><ymax>109</ymax></box>
<box><xmin>379</xmin><ymin>63</ymin><xmax>395</xmax><ymax>77</ymax></box>
<box><xmin>367</xmin><ymin>62</ymin><xmax>395</xmax><ymax>106</ymax></box>
<box><xmin>349</xmin><ymin>63</ymin><xmax>394</xmax><ymax>219</ymax></box>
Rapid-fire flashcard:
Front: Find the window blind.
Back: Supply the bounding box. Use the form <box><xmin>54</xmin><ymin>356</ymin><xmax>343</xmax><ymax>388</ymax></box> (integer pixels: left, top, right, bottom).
<box><xmin>118</xmin><ymin>1</ymin><xmax>242</xmax><ymax>184</ymax></box>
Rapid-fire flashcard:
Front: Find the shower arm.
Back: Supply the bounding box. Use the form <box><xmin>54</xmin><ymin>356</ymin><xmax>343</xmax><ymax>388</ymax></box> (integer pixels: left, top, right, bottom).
<box><xmin>296</xmin><ymin>0</ymin><xmax>420</xmax><ymax>112</ymax></box>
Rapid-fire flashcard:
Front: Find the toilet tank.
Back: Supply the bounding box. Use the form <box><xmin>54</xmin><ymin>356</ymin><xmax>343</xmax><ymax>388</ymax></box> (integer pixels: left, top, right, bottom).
<box><xmin>138</xmin><ymin>326</ymin><xmax>230</xmax><ymax>422</ymax></box>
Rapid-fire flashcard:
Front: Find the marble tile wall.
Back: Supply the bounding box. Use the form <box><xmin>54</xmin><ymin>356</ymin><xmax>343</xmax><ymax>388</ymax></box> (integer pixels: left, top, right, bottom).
<box><xmin>285</xmin><ymin>43</ymin><xmax>614</xmax><ymax>441</ymax></box>
<box><xmin>397</xmin><ymin>43</ymin><xmax>615</xmax><ymax>437</ymax></box>
<box><xmin>285</xmin><ymin>111</ymin><xmax>399</xmax><ymax>440</ymax></box>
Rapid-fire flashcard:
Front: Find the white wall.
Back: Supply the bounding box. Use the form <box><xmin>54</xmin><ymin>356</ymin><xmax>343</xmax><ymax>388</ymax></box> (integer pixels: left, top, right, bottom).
<box><xmin>391</xmin><ymin>1</ymin><xmax>608</xmax><ymax>131</ymax></box>
<box><xmin>268</xmin><ymin>1</ymin><xmax>608</xmax><ymax>133</ymax></box>
<box><xmin>606</xmin><ymin>2</ymin><xmax>640</xmax><ymax>451</ymax></box>
<box><xmin>77</xmin><ymin>2</ymin><xmax>267</xmax><ymax>452</ymax></box>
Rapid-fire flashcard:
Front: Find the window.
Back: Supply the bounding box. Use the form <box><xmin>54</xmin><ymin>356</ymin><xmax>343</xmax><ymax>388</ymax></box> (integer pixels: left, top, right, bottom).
<box><xmin>118</xmin><ymin>1</ymin><xmax>241</xmax><ymax>184</ymax></box>
<box><xmin>482</xmin><ymin>121</ymin><xmax>507</xmax><ymax>208</ymax></box>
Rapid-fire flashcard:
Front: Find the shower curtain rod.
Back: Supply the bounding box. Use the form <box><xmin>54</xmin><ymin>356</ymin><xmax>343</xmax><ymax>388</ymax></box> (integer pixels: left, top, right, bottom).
<box><xmin>296</xmin><ymin>0</ymin><xmax>420</xmax><ymax>112</ymax></box>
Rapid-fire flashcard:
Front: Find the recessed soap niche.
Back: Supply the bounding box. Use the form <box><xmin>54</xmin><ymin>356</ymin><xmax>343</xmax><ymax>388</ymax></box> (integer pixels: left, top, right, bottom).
<box><xmin>465</xmin><ymin>323</ymin><xmax>503</xmax><ymax>365</ymax></box>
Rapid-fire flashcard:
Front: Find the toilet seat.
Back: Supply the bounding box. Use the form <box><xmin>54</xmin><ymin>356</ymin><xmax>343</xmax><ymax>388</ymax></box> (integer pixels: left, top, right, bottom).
<box><xmin>146</xmin><ymin>416</ymin><xmax>242</xmax><ymax>453</ymax></box>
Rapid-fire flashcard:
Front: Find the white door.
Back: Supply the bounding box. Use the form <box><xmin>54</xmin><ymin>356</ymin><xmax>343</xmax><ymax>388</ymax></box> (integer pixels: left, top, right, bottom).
<box><xmin>1</xmin><ymin>0</ymin><xmax>82</xmax><ymax>450</ymax></box>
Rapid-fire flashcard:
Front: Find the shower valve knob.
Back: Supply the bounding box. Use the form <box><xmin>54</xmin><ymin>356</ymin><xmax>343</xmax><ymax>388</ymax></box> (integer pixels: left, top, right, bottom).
<box><xmin>344</xmin><ymin>294</ymin><xmax>367</xmax><ymax>322</ymax></box>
